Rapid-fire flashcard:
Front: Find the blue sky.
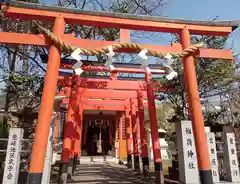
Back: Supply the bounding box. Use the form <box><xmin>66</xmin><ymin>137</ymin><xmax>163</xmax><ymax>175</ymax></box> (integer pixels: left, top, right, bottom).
<box><xmin>128</xmin><ymin>0</ymin><xmax>240</xmax><ymax>49</ymax></box>
<box><xmin>165</xmin><ymin>0</ymin><xmax>240</xmax><ymax>20</ymax></box>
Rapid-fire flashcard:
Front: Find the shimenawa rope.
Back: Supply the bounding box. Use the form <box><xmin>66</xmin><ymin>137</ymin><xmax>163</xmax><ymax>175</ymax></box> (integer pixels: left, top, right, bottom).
<box><xmin>32</xmin><ymin>20</ymin><xmax>204</xmax><ymax>58</ymax></box>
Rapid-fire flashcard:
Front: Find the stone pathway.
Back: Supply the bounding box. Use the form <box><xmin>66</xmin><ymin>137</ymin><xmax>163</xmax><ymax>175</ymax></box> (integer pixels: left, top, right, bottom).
<box><xmin>67</xmin><ymin>162</ymin><xmax>146</xmax><ymax>184</ymax></box>
<box><xmin>51</xmin><ymin>156</ymin><xmax>178</xmax><ymax>184</ymax></box>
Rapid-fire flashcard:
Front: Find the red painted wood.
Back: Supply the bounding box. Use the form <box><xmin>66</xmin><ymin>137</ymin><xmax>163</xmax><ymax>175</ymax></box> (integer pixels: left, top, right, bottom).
<box><xmin>125</xmin><ymin>101</ymin><xmax>132</xmax><ymax>155</ymax></box>
<box><xmin>137</xmin><ymin>91</ymin><xmax>148</xmax><ymax>158</ymax></box>
<box><xmin>3</xmin><ymin>5</ymin><xmax>233</xmax><ymax>36</ymax></box>
<box><xmin>130</xmin><ymin>99</ymin><xmax>139</xmax><ymax>156</ymax></box>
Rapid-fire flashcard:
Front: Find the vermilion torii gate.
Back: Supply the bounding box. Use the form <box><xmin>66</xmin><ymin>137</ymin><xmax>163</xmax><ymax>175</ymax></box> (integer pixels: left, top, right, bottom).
<box><xmin>0</xmin><ymin>1</ymin><xmax>235</xmax><ymax>184</ymax></box>
<box><xmin>57</xmin><ymin>87</ymin><xmax>137</xmax><ymax>179</ymax></box>
<box><xmin>56</xmin><ymin>75</ymin><xmax>155</xmax><ymax>179</ymax></box>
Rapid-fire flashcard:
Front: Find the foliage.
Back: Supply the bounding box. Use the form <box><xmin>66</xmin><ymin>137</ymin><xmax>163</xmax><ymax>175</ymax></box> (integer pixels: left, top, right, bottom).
<box><xmin>154</xmin><ymin>35</ymin><xmax>240</xmax><ymax>127</ymax></box>
<box><xmin>144</xmin><ymin>102</ymin><xmax>175</xmax><ymax>130</ymax></box>
<box><xmin>5</xmin><ymin>74</ymin><xmax>44</xmax><ymax>109</ymax></box>
<box><xmin>155</xmin><ymin>102</ymin><xmax>175</xmax><ymax>130</ymax></box>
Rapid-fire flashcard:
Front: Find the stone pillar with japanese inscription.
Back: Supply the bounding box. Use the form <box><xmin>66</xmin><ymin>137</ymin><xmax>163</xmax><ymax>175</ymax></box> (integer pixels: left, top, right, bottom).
<box><xmin>223</xmin><ymin>132</ymin><xmax>240</xmax><ymax>182</ymax></box>
<box><xmin>176</xmin><ymin>120</ymin><xmax>199</xmax><ymax>184</ymax></box>
<box><xmin>3</xmin><ymin>128</ymin><xmax>24</xmax><ymax>184</ymax></box>
<box><xmin>206</xmin><ymin>132</ymin><xmax>220</xmax><ymax>183</ymax></box>
<box><xmin>41</xmin><ymin>116</ymin><xmax>55</xmax><ymax>184</ymax></box>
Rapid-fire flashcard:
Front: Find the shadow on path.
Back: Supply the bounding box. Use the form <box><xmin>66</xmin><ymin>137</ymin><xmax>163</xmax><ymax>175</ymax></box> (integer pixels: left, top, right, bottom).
<box><xmin>51</xmin><ymin>160</ymin><xmax>180</xmax><ymax>184</ymax></box>
<box><xmin>51</xmin><ymin>161</ymin><xmax>146</xmax><ymax>184</ymax></box>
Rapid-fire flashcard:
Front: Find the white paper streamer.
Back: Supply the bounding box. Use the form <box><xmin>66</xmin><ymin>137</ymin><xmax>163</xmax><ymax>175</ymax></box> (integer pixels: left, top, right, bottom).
<box><xmin>109</xmin><ymin>65</ymin><xmax>115</xmax><ymax>71</ymax></box>
<box><xmin>74</xmin><ymin>68</ymin><xmax>84</xmax><ymax>75</ymax></box>
<box><xmin>71</xmin><ymin>48</ymin><xmax>82</xmax><ymax>62</ymax></box>
<box><xmin>166</xmin><ymin>71</ymin><xmax>178</xmax><ymax>80</ymax></box>
<box><xmin>104</xmin><ymin>46</ymin><xmax>115</xmax><ymax>71</ymax></box>
<box><xmin>164</xmin><ymin>53</ymin><xmax>174</xmax><ymax>66</ymax></box>
<box><xmin>145</xmin><ymin>67</ymin><xmax>151</xmax><ymax>74</ymax></box>
<box><xmin>71</xmin><ymin>48</ymin><xmax>84</xmax><ymax>75</ymax></box>
<box><xmin>165</xmin><ymin>66</ymin><xmax>178</xmax><ymax>80</ymax></box>
<box><xmin>72</xmin><ymin>61</ymin><xmax>83</xmax><ymax>70</ymax></box>
<box><xmin>162</xmin><ymin>53</ymin><xmax>177</xmax><ymax>80</ymax></box>
<box><xmin>139</xmin><ymin>48</ymin><xmax>148</xmax><ymax>60</ymax></box>
<box><xmin>138</xmin><ymin>48</ymin><xmax>151</xmax><ymax>73</ymax></box>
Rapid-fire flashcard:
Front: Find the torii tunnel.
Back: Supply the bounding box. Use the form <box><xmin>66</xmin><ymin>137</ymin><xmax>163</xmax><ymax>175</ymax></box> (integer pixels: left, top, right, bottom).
<box><xmin>0</xmin><ymin>1</ymin><xmax>235</xmax><ymax>184</ymax></box>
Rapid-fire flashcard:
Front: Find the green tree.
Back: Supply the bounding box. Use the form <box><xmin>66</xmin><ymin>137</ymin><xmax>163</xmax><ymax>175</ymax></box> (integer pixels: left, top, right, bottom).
<box><xmin>154</xmin><ymin>35</ymin><xmax>240</xmax><ymax>128</ymax></box>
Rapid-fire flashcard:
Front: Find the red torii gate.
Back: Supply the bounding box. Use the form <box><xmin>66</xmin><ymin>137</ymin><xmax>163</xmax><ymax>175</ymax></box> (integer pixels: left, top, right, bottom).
<box><xmin>56</xmin><ymin>70</ymin><xmax>172</xmax><ymax>180</ymax></box>
<box><xmin>0</xmin><ymin>1</ymin><xmax>235</xmax><ymax>184</ymax></box>
<box><xmin>57</xmin><ymin>81</ymin><xmax>148</xmax><ymax>145</ymax></box>
<box><xmin>57</xmin><ymin>83</ymin><xmax>150</xmax><ymax>178</ymax></box>
<box><xmin>55</xmin><ymin>86</ymin><xmax>148</xmax><ymax>175</ymax></box>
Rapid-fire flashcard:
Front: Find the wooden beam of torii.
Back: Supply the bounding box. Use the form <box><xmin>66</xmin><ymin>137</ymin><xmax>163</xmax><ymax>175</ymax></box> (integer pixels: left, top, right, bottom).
<box><xmin>61</xmin><ymin>97</ymin><xmax>149</xmax><ymax>111</ymax></box>
<box><xmin>62</xmin><ymin>98</ymin><xmax>127</xmax><ymax>110</ymax></box>
<box><xmin>82</xmin><ymin>104</ymin><xmax>125</xmax><ymax>111</ymax></box>
<box><xmin>82</xmin><ymin>100</ymin><xmax>148</xmax><ymax>110</ymax></box>
<box><xmin>57</xmin><ymin>77</ymin><xmax>174</xmax><ymax>92</ymax></box>
<box><xmin>58</xmin><ymin>88</ymin><xmax>147</xmax><ymax>99</ymax></box>
<box><xmin>58</xmin><ymin>60</ymin><xmax>168</xmax><ymax>71</ymax></box>
<box><xmin>82</xmin><ymin>99</ymin><xmax>127</xmax><ymax>106</ymax></box>
<box><xmin>60</xmin><ymin>65</ymin><xmax>168</xmax><ymax>74</ymax></box>
<box><xmin>57</xmin><ymin>81</ymin><xmax>149</xmax><ymax>110</ymax></box>
<box><xmin>83</xmin><ymin>114</ymin><xmax>116</xmax><ymax>120</ymax></box>
<box><xmin>0</xmin><ymin>31</ymin><xmax>232</xmax><ymax>60</ymax></box>
<box><xmin>2</xmin><ymin>1</ymin><xmax>239</xmax><ymax>36</ymax></box>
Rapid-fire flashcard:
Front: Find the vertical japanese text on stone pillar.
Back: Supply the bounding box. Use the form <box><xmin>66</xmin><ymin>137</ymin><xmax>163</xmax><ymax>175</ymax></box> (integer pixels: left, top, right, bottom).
<box><xmin>223</xmin><ymin>132</ymin><xmax>240</xmax><ymax>182</ymax></box>
<box><xmin>3</xmin><ymin>128</ymin><xmax>23</xmax><ymax>184</ymax></box>
<box><xmin>185</xmin><ymin>127</ymin><xmax>197</xmax><ymax>170</ymax></box>
<box><xmin>176</xmin><ymin>121</ymin><xmax>199</xmax><ymax>184</ymax></box>
<box><xmin>206</xmin><ymin>132</ymin><xmax>219</xmax><ymax>182</ymax></box>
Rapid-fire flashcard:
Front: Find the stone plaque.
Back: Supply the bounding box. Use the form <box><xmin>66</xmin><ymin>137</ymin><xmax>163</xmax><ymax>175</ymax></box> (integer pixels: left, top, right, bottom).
<box><xmin>223</xmin><ymin>132</ymin><xmax>240</xmax><ymax>182</ymax></box>
<box><xmin>176</xmin><ymin>120</ymin><xmax>199</xmax><ymax>184</ymax></box>
<box><xmin>3</xmin><ymin>128</ymin><xmax>23</xmax><ymax>184</ymax></box>
<box><xmin>206</xmin><ymin>132</ymin><xmax>219</xmax><ymax>182</ymax></box>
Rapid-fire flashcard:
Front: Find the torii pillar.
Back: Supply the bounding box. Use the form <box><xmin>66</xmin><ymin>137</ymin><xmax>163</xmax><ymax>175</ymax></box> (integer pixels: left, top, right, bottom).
<box><xmin>145</xmin><ymin>72</ymin><xmax>164</xmax><ymax>184</ymax></box>
<box><xmin>125</xmin><ymin>101</ymin><xmax>133</xmax><ymax>168</ymax></box>
<box><xmin>72</xmin><ymin>99</ymin><xmax>83</xmax><ymax>175</ymax></box>
<box><xmin>180</xmin><ymin>28</ymin><xmax>213</xmax><ymax>184</ymax></box>
<box><xmin>130</xmin><ymin>99</ymin><xmax>140</xmax><ymax>171</ymax></box>
<box><xmin>137</xmin><ymin>90</ymin><xmax>149</xmax><ymax>176</ymax></box>
<box><xmin>58</xmin><ymin>76</ymin><xmax>80</xmax><ymax>184</ymax></box>
<box><xmin>118</xmin><ymin>112</ymin><xmax>124</xmax><ymax>163</ymax></box>
<box><xmin>27</xmin><ymin>17</ymin><xmax>65</xmax><ymax>184</ymax></box>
